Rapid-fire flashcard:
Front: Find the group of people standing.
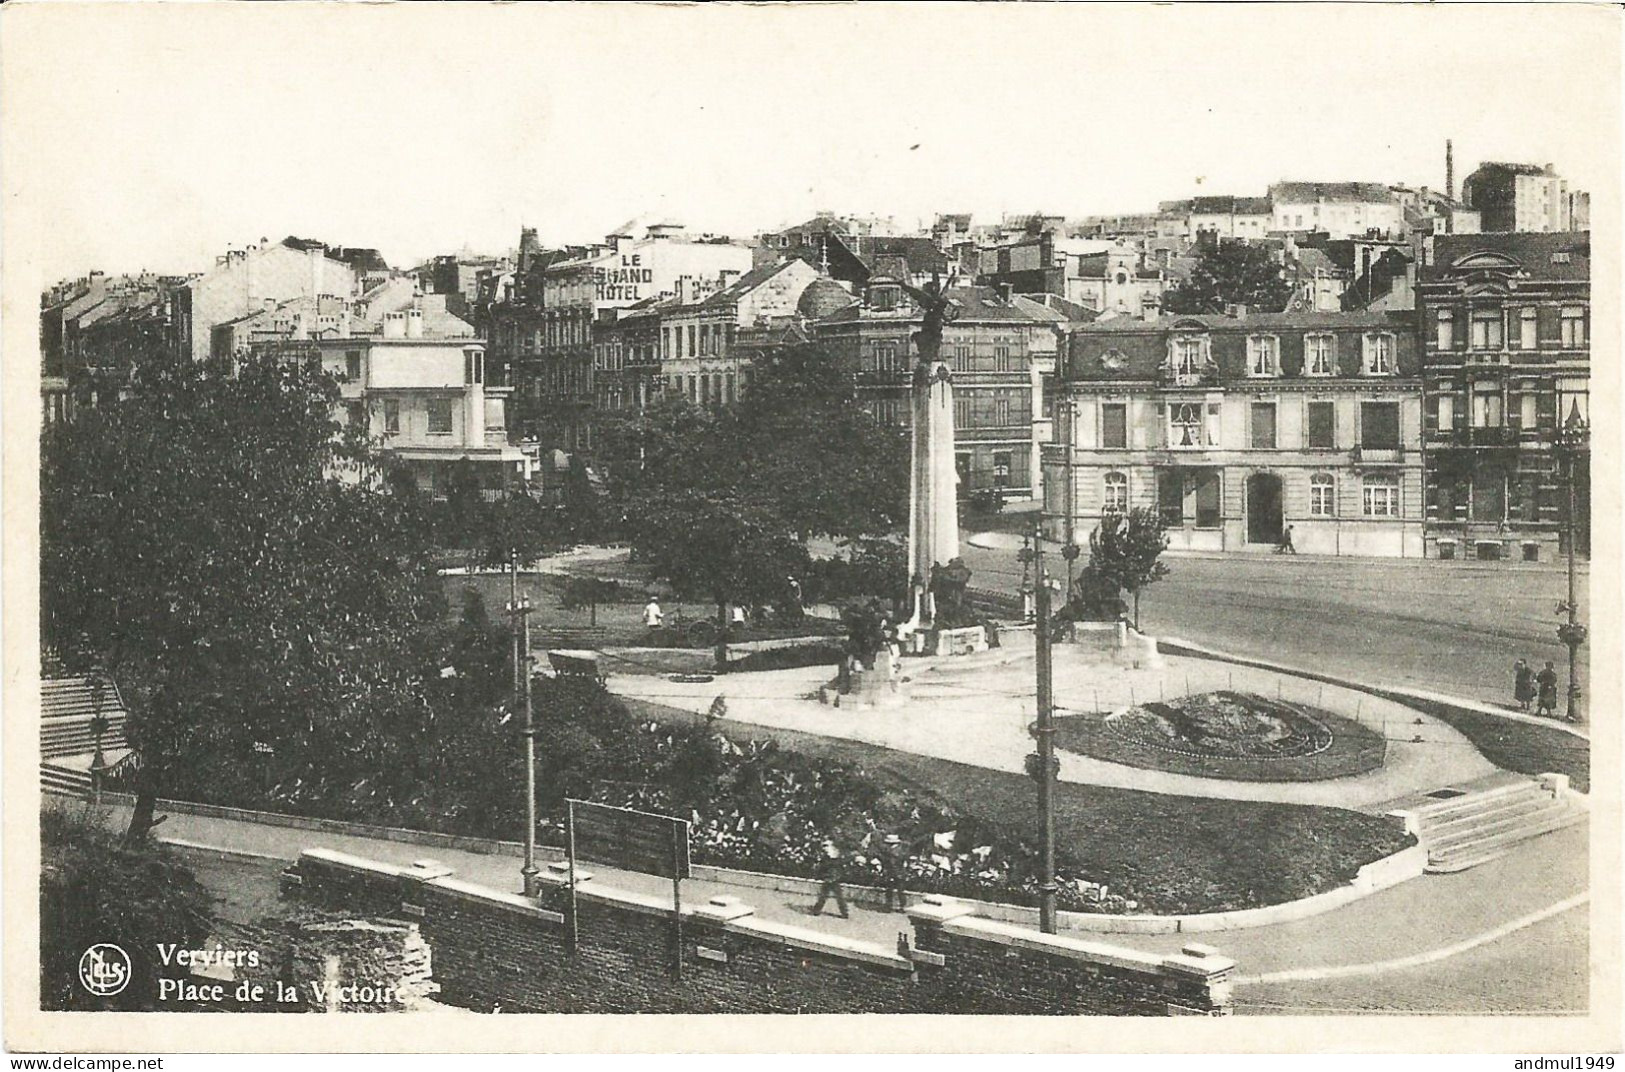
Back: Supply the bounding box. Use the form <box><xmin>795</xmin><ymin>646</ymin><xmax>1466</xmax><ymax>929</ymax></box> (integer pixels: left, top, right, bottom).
<box><xmin>1513</xmin><ymin>658</ymin><xmax>1572</xmax><ymax>721</ymax></box>
<box><xmin>809</xmin><ymin>832</ymin><xmax>910</xmax><ymax>919</ymax></box>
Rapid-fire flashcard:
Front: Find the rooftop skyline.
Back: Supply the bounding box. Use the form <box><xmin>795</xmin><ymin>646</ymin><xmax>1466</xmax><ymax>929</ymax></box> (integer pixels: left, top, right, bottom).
<box><xmin>4</xmin><ymin>3</ymin><xmax>1616</xmax><ymax>283</ymax></box>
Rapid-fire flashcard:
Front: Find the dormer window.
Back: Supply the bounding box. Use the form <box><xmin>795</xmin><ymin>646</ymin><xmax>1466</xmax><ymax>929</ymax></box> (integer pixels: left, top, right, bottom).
<box><xmin>1168</xmin><ymin>333</ymin><xmax>1209</xmax><ymax>384</ymax></box>
<box><xmin>1246</xmin><ymin>335</ymin><xmax>1279</xmax><ymax>377</ymax></box>
<box><xmin>1362</xmin><ymin>332</ymin><xmax>1396</xmax><ymax>375</ymax></box>
<box><xmin>870</xmin><ymin>285</ymin><xmax>899</xmax><ymax>312</ymax></box>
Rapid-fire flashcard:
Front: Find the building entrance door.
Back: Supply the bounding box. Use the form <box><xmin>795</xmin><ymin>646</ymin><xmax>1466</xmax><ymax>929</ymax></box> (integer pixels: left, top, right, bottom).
<box><xmin>1246</xmin><ymin>472</ymin><xmax>1284</xmax><ymax>545</ymax></box>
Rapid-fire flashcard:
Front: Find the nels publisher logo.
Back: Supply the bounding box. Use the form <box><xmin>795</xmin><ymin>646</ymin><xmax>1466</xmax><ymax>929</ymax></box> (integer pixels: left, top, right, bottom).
<box><xmin>77</xmin><ymin>943</ymin><xmax>132</xmax><ymax>997</ymax></box>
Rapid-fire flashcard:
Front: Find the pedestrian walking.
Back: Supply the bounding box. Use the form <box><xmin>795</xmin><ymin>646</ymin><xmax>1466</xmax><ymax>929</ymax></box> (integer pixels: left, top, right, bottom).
<box><xmin>881</xmin><ymin>834</ymin><xmax>908</xmax><ymax>912</ymax></box>
<box><xmin>1514</xmin><ymin>658</ymin><xmax>1535</xmax><ymax>712</ymax></box>
<box><xmin>1536</xmin><ymin>661</ymin><xmax>1559</xmax><ymax>718</ymax></box>
<box><xmin>810</xmin><ymin>838</ymin><xmax>850</xmax><ymax>918</ymax></box>
<box><xmin>1276</xmin><ymin>524</ymin><xmax>1297</xmax><ymax>554</ymax></box>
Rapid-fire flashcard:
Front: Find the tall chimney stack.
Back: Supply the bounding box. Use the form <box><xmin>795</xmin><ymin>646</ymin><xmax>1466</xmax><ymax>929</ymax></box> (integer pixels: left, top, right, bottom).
<box><xmin>1445</xmin><ymin>139</ymin><xmax>1455</xmax><ymax>202</ymax></box>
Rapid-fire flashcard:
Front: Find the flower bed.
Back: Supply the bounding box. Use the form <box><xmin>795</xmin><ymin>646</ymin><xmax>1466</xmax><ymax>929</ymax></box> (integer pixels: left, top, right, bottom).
<box><xmin>1054</xmin><ymin>690</ymin><xmax>1386</xmax><ymax>782</ymax></box>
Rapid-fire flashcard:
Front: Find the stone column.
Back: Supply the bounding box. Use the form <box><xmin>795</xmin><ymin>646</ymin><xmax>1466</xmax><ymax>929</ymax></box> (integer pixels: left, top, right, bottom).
<box><xmin>908</xmin><ymin>360</ymin><xmax>959</xmax><ymax>626</ymax></box>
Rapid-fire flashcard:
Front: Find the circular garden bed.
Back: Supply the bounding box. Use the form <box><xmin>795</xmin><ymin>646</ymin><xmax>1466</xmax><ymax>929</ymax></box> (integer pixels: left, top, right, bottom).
<box><xmin>1053</xmin><ymin>690</ymin><xmax>1386</xmax><ymax>782</ymax></box>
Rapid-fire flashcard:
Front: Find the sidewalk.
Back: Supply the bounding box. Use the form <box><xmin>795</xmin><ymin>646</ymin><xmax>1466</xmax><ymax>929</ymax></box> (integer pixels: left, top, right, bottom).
<box><xmin>84</xmin><ymin>799</ymin><xmax>1587</xmax><ymax>984</ymax></box>
<box><xmin>93</xmin><ymin>801</ymin><xmax>915</xmax><ymax>948</ymax></box>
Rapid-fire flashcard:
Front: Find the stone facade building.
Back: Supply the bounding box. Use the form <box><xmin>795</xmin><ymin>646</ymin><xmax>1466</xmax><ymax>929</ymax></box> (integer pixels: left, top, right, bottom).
<box><xmin>1460</xmin><ymin>163</ymin><xmax>1587</xmax><ymax>234</ymax></box>
<box><xmin>1418</xmin><ymin>231</ymin><xmax>1590</xmax><ymax>561</ymax></box>
<box><xmin>814</xmin><ymin>270</ymin><xmax>1065</xmax><ymax>501</ymax></box>
<box><xmin>1047</xmin><ymin>311</ymin><xmax>1424</xmax><ymax>557</ymax></box>
<box><xmin>515</xmin><ymin>224</ymin><xmax>751</xmax><ymax>451</ymax></box>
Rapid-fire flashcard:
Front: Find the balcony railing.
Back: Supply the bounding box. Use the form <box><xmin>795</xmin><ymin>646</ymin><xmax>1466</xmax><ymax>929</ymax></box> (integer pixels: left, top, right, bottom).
<box><xmin>1352</xmin><ymin>444</ymin><xmax>1406</xmax><ymax>463</ymax></box>
<box><xmin>1158</xmin><ymin>366</ymin><xmax>1219</xmax><ymax>388</ymax></box>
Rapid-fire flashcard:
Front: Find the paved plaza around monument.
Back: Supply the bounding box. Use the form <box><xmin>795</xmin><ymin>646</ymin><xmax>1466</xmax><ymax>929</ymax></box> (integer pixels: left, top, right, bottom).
<box><xmin>607</xmin><ymin>636</ymin><xmax>1500</xmax><ymax>812</ymax></box>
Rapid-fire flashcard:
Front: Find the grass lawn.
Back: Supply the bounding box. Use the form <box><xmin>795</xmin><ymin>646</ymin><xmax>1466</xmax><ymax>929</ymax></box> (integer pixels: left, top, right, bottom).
<box><xmin>1052</xmin><ymin>694</ymin><xmax>1387</xmax><ymax>783</ymax></box>
<box><xmin>1386</xmin><ymin>695</ymin><xmax>1590</xmax><ymax>792</ymax></box>
<box><xmin>621</xmin><ymin>696</ymin><xmax>1414</xmax><ymax>914</ymax></box>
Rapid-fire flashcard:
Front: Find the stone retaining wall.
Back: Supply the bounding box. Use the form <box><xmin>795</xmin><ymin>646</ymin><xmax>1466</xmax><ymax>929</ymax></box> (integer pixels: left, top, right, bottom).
<box><xmin>288</xmin><ymin>849</ymin><xmax>1234</xmax><ymax>1015</ymax></box>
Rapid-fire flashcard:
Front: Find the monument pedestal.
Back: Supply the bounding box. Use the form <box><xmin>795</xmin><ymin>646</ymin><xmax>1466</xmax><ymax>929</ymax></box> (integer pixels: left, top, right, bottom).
<box><xmin>819</xmin><ymin>649</ymin><xmax>909</xmax><ymax>709</ymax></box>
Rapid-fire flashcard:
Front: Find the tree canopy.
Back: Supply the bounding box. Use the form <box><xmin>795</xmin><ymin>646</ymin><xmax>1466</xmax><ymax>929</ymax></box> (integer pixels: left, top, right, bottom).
<box><xmin>597</xmin><ymin>342</ymin><xmax>909</xmax><ymax>666</ymax></box>
<box><xmin>41</xmin><ymin>351</ymin><xmax>442</xmax><ymax>839</ymax></box>
<box><xmin>1162</xmin><ymin>239</ymin><xmax>1292</xmax><ymax>315</ymax></box>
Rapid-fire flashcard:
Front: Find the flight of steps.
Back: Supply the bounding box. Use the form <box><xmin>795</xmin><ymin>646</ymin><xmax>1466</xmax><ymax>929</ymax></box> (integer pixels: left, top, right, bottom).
<box><xmin>39</xmin><ymin>676</ymin><xmax>133</xmax><ymax>798</ymax></box>
<box><xmin>1413</xmin><ymin>778</ymin><xmax>1585</xmax><ymax>873</ymax></box>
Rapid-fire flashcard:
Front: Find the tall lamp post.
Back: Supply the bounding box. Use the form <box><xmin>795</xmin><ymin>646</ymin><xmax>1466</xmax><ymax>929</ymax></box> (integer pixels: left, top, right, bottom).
<box><xmin>1018</xmin><ymin>527</ymin><xmax>1059</xmax><ymax>934</ymax></box>
<box><xmin>1555</xmin><ymin>413</ymin><xmax>1588</xmax><ymax>723</ymax></box>
<box><xmin>509</xmin><ymin>551</ymin><xmax>540</xmax><ymax>895</ymax></box>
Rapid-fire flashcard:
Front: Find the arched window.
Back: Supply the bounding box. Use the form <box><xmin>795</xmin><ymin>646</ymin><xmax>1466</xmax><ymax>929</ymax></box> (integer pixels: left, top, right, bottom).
<box><xmin>1309</xmin><ymin>473</ymin><xmax>1334</xmax><ymax>517</ymax></box>
<box><xmin>1103</xmin><ymin>472</ymin><xmax>1129</xmax><ymax>513</ymax></box>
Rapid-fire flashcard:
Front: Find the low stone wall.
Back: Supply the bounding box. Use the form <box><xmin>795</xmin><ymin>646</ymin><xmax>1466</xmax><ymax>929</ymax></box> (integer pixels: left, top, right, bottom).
<box><xmin>288</xmin><ymin>849</ymin><xmax>1234</xmax><ymax>1015</ymax></box>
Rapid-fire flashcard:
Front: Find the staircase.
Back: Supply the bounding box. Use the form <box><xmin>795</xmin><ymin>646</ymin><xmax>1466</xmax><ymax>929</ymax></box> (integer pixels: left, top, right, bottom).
<box><xmin>39</xmin><ymin>676</ymin><xmax>133</xmax><ymax>798</ymax></box>
<box><xmin>1413</xmin><ymin>778</ymin><xmax>1585</xmax><ymax>873</ymax></box>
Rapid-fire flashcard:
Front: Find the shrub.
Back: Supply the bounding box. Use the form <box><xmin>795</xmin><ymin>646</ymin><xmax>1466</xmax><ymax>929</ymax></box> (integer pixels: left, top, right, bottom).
<box><xmin>40</xmin><ymin>805</ymin><xmax>214</xmax><ymax>1010</ymax></box>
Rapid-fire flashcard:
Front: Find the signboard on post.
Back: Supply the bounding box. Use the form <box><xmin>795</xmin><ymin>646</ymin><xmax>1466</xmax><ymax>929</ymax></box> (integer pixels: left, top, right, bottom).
<box><xmin>567</xmin><ymin>800</ymin><xmax>690</xmax><ymax>879</ymax></box>
<box><xmin>565</xmin><ymin>800</ymin><xmax>691</xmax><ymax>975</ymax></box>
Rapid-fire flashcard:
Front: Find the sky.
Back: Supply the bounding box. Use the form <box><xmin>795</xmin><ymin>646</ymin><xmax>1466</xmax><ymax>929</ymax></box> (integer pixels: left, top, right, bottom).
<box><xmin>3</xmin><ymin>2</ymin><xmax>1618</xmax><ymax>284</ymax></box>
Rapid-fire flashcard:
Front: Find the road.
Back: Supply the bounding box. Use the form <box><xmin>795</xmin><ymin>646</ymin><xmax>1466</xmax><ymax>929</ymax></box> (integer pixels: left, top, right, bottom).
<box><xmin>959</xmin><ymin>542</ymin><xmax>1591</xmax><ymax>713</ymax></box>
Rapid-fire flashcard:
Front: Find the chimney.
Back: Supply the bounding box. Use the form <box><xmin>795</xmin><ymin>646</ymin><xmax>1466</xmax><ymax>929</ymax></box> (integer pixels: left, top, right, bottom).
<box><xmin>1445</xmin><ymin>139</ymin><xmax>1455</xmax><ymax>202</ymax></box>
<box><xmin>405</xmin><ymin>307</ymin><xmax>424</xmax><ymax>339</ymax></box>
<box><xmin>997</xmin><ymin>282</ymin><xmax>1014</xmax><ymax>303</ymax></box>
<box><xmin>383</xmin><ymin>311</ymin><xmax>406</xmax><ymax>339</ymax></box>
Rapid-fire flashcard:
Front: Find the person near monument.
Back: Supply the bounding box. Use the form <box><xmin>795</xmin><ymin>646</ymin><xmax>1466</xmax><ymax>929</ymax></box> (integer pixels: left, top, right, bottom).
<box><xmin>810</xmin><ymin>838</ymin><xmax>850</xmax><ymax>918</ymax></box>
<box><xmin>1536</xmin><ymin>661</ymin><xmax>1559</xmax><ymax>718</ymax></box>
<box><xmin>1514</xmin><ymin>658</ymin><xmax>1535</xmax><ymax>712</ymax></box>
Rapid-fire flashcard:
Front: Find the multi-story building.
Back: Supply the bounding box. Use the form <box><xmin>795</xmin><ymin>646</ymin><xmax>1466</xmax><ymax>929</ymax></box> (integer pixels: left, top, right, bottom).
<box><xmin>652</xmin><ymin>259</ymin><xmax>822</xmax><ymax>406</ymax></box>
<box><xmin>170</xmin><ymin>240</ymin><xmax>358</xmax><ymax>362</ymax></box>
<box><xmin>1046</xmin><ymin>311</ymin><xmax>1424</xmax><ymax>557</ymax></box>
<box><xmin>1460</xmin><ymin>163</ymin><xmax>1587</xmax><ymax>234</ymax></box>
<box><xmin>1176</xmin><ymin>196</ymin><xmax>1274</xmax><ymax>241</ymax></box>
<box><xmin>308</xmin><ymin>299</ymin><xmax>529</xmax><ymax>498</ymax></box>
<box><xmin>813</xmin><ymin>268</ymin><xmax>1065</xmax><ymax>500</ymax></box>
<box><xmin>1268</xmin><ymin>182</ymin><xmax>1406</xmax><ymax>239</ymax></box>
<box><xmin>1417</xmin><ymin>231</ymin><xmax>1589</xmax><ymax>561</ymax></box>
<box><xmin>516</xmin><ymin>224</ymin><xmax>752</xmax><ymax>450</ymax></box>
<box><xmin>976</xmin><ymin>235</ymin><xmax>1165</xmax><ymax>319</ymax></box>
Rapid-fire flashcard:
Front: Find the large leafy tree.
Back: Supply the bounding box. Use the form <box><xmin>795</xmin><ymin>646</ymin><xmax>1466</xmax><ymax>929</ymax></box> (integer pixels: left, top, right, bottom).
<box><xmin>41</xmin><ymin>351</ymin><xmax>441</xmax><ymax>841</ymax></box>
<box><xmin>1083</xmin><ymin>507</ymin><xmax>1171</xmax><ymax>630</ymax></box>
<box><xmin>598</xmin><ymin>342</ymin><xmax>908</xmax><ymax>667</ymax></box>
<box><xmin>1162</xmin><ymin>239</ymin><xmax>1292</xmax><ymax>315</ymax></box>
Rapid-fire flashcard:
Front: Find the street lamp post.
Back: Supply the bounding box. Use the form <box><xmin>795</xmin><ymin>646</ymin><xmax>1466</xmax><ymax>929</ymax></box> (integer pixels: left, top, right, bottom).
<box><xmin>1555</xmin><ymin>414</ymin><xmax>1588</xmax><ymax>723</ymax></box>
<box><xmin>1019</xmin><ymin>528</ymin><xmax>1059</xmax><ymax>934</ymax></box>
<box><xmin>509</xmin><ymin>552</ymin><xmax>541</xmax><ymax>896</ymax></box>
